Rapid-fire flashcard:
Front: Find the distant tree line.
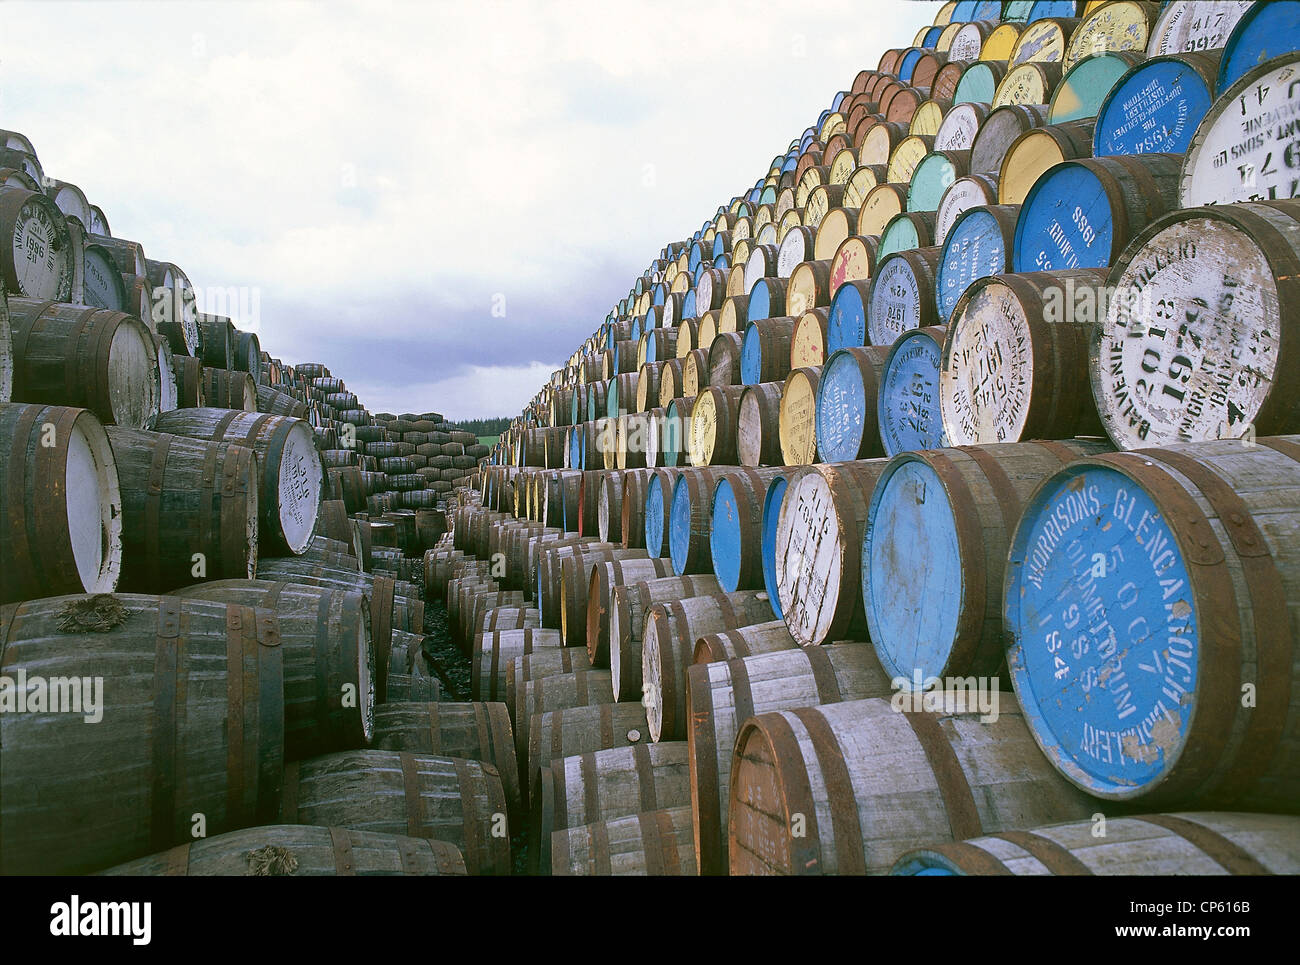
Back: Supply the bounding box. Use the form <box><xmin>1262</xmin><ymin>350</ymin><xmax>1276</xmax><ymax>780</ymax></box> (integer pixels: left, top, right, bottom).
<box><xmin>453</xmin><ymin>417</ymin><xmax>511</xmax><ymax>436</ymax></box>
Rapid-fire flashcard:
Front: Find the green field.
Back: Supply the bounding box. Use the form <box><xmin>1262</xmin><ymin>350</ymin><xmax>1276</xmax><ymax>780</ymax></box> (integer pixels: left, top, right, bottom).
<box><xmin>478</xmin><ymin>436</ymin><xmax>499</xmax><ymax>447</ymax></box>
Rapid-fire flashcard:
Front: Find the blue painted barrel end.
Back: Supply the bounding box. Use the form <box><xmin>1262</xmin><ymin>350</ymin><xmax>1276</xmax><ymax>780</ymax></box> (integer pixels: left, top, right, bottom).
<box><xmin>937</xmin><ymin>206</ymin><xmax>1011</xmax><ymax>322</ymax></box>
<box><xmin>748</xmin><ymin>279</ymin><xmax>773</xmax><ymax>321</ymax></box>
<box><xmin>815</xmin><ymin>348</ymin><xmax>869</xmax><ymax>463</ymax></box>
<box><xmin>668</xmin><ymin>473</ymin><xmax>693</xmax><ymax>575</ymax></box>
<box><xmin>710</xmin><ymin>477</ymin><xmax>744</xmax><ymax>593</ymax></box>
<box><xmin>1220</xmin><ymin>2</ymin><xmax>1300</xmax><ymax>91</ymax></box>
<box><xmin>827</xmin><ymin>280</ymin><xmax>869</xmax><ymax>356</ymax></box>
<box><xmin>1096</xmin><ymin>59</ymin><xmax>1213</xmax><ymax>157</ymax></box>
<box><xmin>879</xmin><ymin>329</ymin><xmax>947</xmax><ymax>456</ymax></box>
<box><xmin>1011</xmin><ymin>163</ymin><xmax>1113</xmax><ymax>273</ymax></box>
<box><xmin>1004</xmin><ymin>463</ymin><xmax>1199</xmax><ymax>799</ymax></box>
<box><xmin>644</xmin><ymin>473</ymin><xmax>667</xmax><ymax>557</ymax></box>
<box><xmin>761</xmin><ymin>475</ymin><xmax>788</xmax><ymax>620</ymax></box>
<box><xmin>740</xmin><ymin>324</ymin><xmax>764</xmax><ymax>385</ymax></box>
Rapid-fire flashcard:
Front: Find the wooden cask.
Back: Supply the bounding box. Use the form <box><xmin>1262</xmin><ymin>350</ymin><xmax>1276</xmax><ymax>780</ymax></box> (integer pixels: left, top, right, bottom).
<box><xmin>173</xmin><ymin>354</ymin><xmax>205</xmax><ymax>408</ymax></box>
<box><xmin>940</xmin><ymin>269</ymin><xmax>1109</xmax><ymax>445</ymax></box>
<box><xmin>892</xmin><ymin>812</ymin><xmax>1300</xmax><ymax>876</ymax></box>
<box><xmin>815</xmin><ymin>345</ymin><xmax>888</xmax><ymax>462</ymax></box>
<box><xmin>969</xmin><ymin>103</ymin><xmax>1050</xmax><ymax>176</ymax></box>
<box><xmin>153</xmin><ymin>407</ymin><xmax>323</xmax><ymax>555</ymax></box>
<box><xmin>256</xmin><ymin>384</ymin><xmax>307</xmax><ymax>419</ymax></box>
<box><xmin>7</xmin><ymin>298</ymin><xmax>159</xmax><ymax>427</ymax></box>
<box><xmin>878</xmin><ymin>325</ymin><xmax>948</xmax><ymax>456</ymax></box>
<box><xmin>175</xmin><ymin>578</ymin><xmax>375</xmax><ymax>759</ymax></box>
<box><xmin>516</xmin><ymin>670</ymin><xmax>615</xmax><ymax>771</ymax></box>
<box><xmin>998</xmin><ymin>119</ymin><xmax>1097</xmax><ymax>205</ymax></box>
<box><xmin>371</xmin><ymin>701</ymin><xmax>519</xmax><ymax>817</ymax></box>
<box><xmin>584</xmin><ymin>557</ymin><xmax>676</xmax><ymax>665</ymax></box>
<box><xmin>536</xmin><ymin>539</ymin><xmax>619</xmax><ymax>628</ymax></box>
<box><xmin>1092</xmin><ymin>201</ymin><xmax>1300</xmax><ymax>449</ymax></box>
<box><xmin>728</xmin><ymin>697</ymin><xmax>1095</xmax><ymax>875</ymax></box>
<box><xmin>532</xmin><ymin>742</ymin><xmax>691</xmax><ymax>875</ymax></box>
<box><xmin>0</xmin><ymin>287</ymin><xmax>9</xmax><ymax>402</ymax></box>
<box><xmin>687</xmin><ymin>384</ymin><xmax>744</xmax><ymax>467</ymax></box>
<box><xmin>1182</xmin><ymin>54</ymin><xmax>1300</xmax><ymax>207</ymax></box>
<box><xmin>278</xmin><ymin>750</ymin><xmax>510</xmax><ymax>875</ymax></box>
<box><xmin>552</xmin><ymin>806</ymin><xmax>696</xmax><ymax>876</ymax></box>
<box><xmin>778</xmin><ymin>366</ymin><xmax>821</xmax><ymax>465</ymax></box>
<box><xmin>505</xmin><ymin>649</ymin><xmax>594</xmax><ymax>738</ymax></box>
<box><xmin>1094</xmin><ymin>53</ymin><xmax>1218</xmax><ymax>157</ymax></box>
<box><xmin>688</xmin><ymin>642</ymin><xmax>894</xmax><ymax>874</ymax></box>
<box><xmin>934</xmin><ymin>203</ymin><xmax>1020</xmax><ymax>324</ymax></box>
<box><xmin>666</xmin><ymin>467</ymin><xmax>731</xmax><ymax>575</ymax></box>
<box><xmin>867</xmin><ymin>246</ymin><xmax>943</xmax><ymax>344</ymax></box>
<box><xmin>102</xmin><ymin>825</ymin><xmax>466</xmax><ymax>876</ymax></box>
<box><xmin>107</xmin><ymin>428</ymin><xmax>259</xmax><ymax>591</ymax></box>
<box><xmin>863</xmin><ymin>440</ymin><xmax>1110</xmax><ymax>687</ymax></box>
<box><xmin>0</xmin><ymin>594</ymin><xmax>284</xmax><ymax>874</ymax></box>
<box><xmin>691</xmin><ymin>620</ymin><xmax>797</xmax><ymax>664</ymax></box>
<box><xmin>473</xmin><ymin>624</ymin><xmax>554</xmax><ymax>701</ymax></box>
<box><xmin>608</xmin><ymin>574</ymin><xmax>721</xmax><ymax>701</ymax></box>
<box><xmin>1146</xmin><ymin>0</ymin><xmax>1251</xmax><ymax>58</ymax></box>
<box><xmin>1062</xmin><ymin>1</ymin><xmax>1158</xmax><ymax>71</ymax></box>
<box><xmin>641</xmin><ymin>591</ymin><xmax>775</xmax><ymax>742</ymax></box>
<box><xmin>707</xmin><ymin>467</ymin><xmax>792</xmax><ymax>591</ymax></box>
<box><xmin>384</xmin><ymin>673</ymin><xmax>441</xmax><ymax>702</ymax></box>
<box><xmin>198</xmin><ymin>315</ymin><xmax>234</xmax><ymax>369</ymax></box>
<box><xmin>0</xmin><ymin>403</ymin><xmax>122</xmax><ymax>604</ymax></box>
<box><xmin>774</xmin><ymin>460</ymin><xmax>889</xmax><ymax>646</ymax></box>
<box><xmin>0</xmin><ymin>185</ymin><xmax>73</xmax><ymax>301</ymax></box>
<box><xmin>1004</xmin><ymin>438</ymin><xmax>1300</xmax><ymax>810</ymax></box>
<box><xmin>526</xmin><ymin>702</ymin><xmax>651</xmax><ymax>808</ymax></box>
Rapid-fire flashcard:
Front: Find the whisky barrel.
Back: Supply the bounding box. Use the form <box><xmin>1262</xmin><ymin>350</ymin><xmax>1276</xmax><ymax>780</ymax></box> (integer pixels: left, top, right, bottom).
<box><xmin>863</xmin><ymin>439</ymin><xmax>1110</xmax><ymax>685</ymax></box>
<box><xmin>175</xmin><ymin>578</ymin><xmax>374</xmax><ymax>759</ymax></box>
<box><xmin>691</xmin><ymin>620</ymin><xmax>797</xmax><ymax>664</ymax></box>
<box><xmin>737</xmin><ymin>382</ymin><xmax>783</xmax><ymax>467</ymax></box>
<box><xmin>173</xmin><ymin>353</ymin><xmax>205</xmax><ymax>408</ymax></box>
<box><xmin>934</xmin><ymin>204</ymin><xmax>1019</xmax><ymax>322</ymax></box>
<box><xmin>1064</xmin><ymin>3</ymin><xmax>1157</xmax><ymax>71</ymax></box>
<box><xmin>257</xmin><ymin>384</ymin><xmax>308</xmax><ymax>419</ymax></box>
<box><xmin>473</xmin><ymin>627</ymin><xmax>561</xmax><ymax>702</ymax></box>
<box><xmin>1004</xmin><ymin>438</ymin><xmax>1300</xmax><ymax>809</ymax></box>
<box><xmin>202</xmin><ymin>367</ymin><xmax>257</xmax><ymax>411</ymax></box>
<box><xmin>739</xmin><ymin>316</ymin><xmax>795</xmax><ymax>385</ymax></box>
<box><xmin>998</xmin><ymin>119</ymin><xmax>1096</xmax><ymax>205</ymax></box>
<box><xmin>934</xmin><ymin>174</ymin><xmax>1000</xmax><ymax>247</ymax></box>
<box><xmin>198</xmin><ymin>315</ymin><xmax>235</xmax><ymax>369</ymax></box>
<box><xmin>146</xmin><ymin>260</ymin><xmax>199</xmax><ymax>356</ymax></box>
<box><xmin>531</xmin><ymin>742</ymin><xmax>691</xmax><ymax>875</ymax></box>
<box><xmin>1181</xmin><ymin>54</ymin><xmax>1300</xmax><ymax>207</ymax></box>
<box><xmin>277</xmin><ymin>750</ymin><xmax>509</xmax><ymax>875</ymax></box>
<box><xmin>891</xmin><ymin>812</ymin><xmax>1300</xmax><ymax>875</ymax></box>
<box><xmin>0</xmin><ymin>186</ymin><xmax>73</xmax><ymax>301</ymax></box>
<box><xmin>688</xmin><ymin>642</ymin><xmax>895</xmax><ymax>874</ymax></box>
<box><xmin>516</xmin><ymin>670</ymin><xmax>615</xmax><ymax>771</ymax></box>
<box><xmin>666</xmin><ymin>467</ymin><xmax>730</xmax><ymax>575</ymax></box>
<box><xmin>0</xmin><ymin>289</ymin><xmax>9</xmax><ymax>402</ymax></box>
<box><xmin>101</xmin><ymin>824</ymin><xmax>466</xmax><ymax>876</ymax></box>
<box><xmin>0</xmin><ymin>403</ymin><xmax>122</xmax><ymax>604</ymax></box>
<box><xmin>82</xmin><ymin>241</ymin><xmax>130</xmax><ymax>311</ymax></box>
<box><xmin>153</xmin><ymin>408</ymin><xmax>323</xmax><ymax>555</ymax></box>
<box><xmin>234</xmin><ymin>330</ymin><xmax>262</xmax><ymax>383</ymax></box>
<box><xmin>642</xmin><ymin>469</ymin><xmax>676</xmax><ymax>557</ymax></box>
<box><xmin>775</xmin><ymin>460</ymin><xmax>890</xmax><ymax>645</ymax></box>
<box><xmin>1094</xmin><ymin>53</ymin><xmax>1217</xmax><ymax>157</ymax></box>
<box><xmin>371</xmin><ymin>702</ymin><xmax>519</xmax><ymax>816</ymax></box>
<box><xmin>879</xmin><ymin>326</ymin><xmax>949</xmax><ymax>455</ymax></box>
<box><xmin>1012</xmin><ymin>155</ymin><xmax>1181</xmax><ymax>273</ymax></box>
<box><xmin>552</xmin><ymin>806</ymin><xmax>696</xmax><ymax>876</ymax></box>
<box><xmin>970</xmin><ymin>104</ymin><xmax>1050</xmax><ymax>176</ymax></box>
<box><xmin>778</xmin><ymin>366</ymin><xmax>821</xmax><ymax>465</ymax></box>
<box><xmin>536</xmin><ymin>539</ymin><xmax>619</xmax><ymax>627</ymax></box>
<box><xmin>7</xmin><ymin>298</ymin><xmax>159</xmax><ymax>427</ymax></box>
<box><xmin>558</xmin><ymin>547</ymin><xmax>650</xmax><ymax>646</ymax></box>
<box><xmin>993</xmin><ymin>62</ymin><xmax>1061</xmax><ymax>108</ymax></box>
<box><xmin>0</xmin><ymin>594</ymin><xmax>284</xmax><ymax>874</ymax></box>
<box><xmin>829</xmin><ymin>234</ymin><xmax>879</xmax><ymax>295</ymax></box>
<box><xmin>935</xmin><ymin>103</ymin><xmax>991</xmax><ymax>152</ymax></box>
<box><xmin>1091</xmin><ymin>201</ymin><xmax>1300</xmax><ymax>448</ymax></box>
<box><xmin>868</xmin><ymin>246</ymin><xmax>943</xmax><ymax>343</ymax></box>
<box><xmin>708</xmin><ymin>468</ymin><xmax>791</xmax><ymax>591</ymax></box>
<box><xmin>815</xmin><ymin>345</ymin><xmax>889</xmax><ymax>462</ymax></box>
<box><xmin>826</xmin><ymin>280</ymin><xmax>871</xmax><ymax>356</ymax></box>
<box><xmin>641</xmin><ymin>591</ymin><xmax>775</xmax><ymax>742</ymax></box>
<box><xmin>107</xmin><ymin>428</ymin><xmax>258</xmax><ymax>591</ymax></box>
<box><xmin>728</xmin><ymin>697</ymin><xmax>1095</xmax><ymax>875</ymax></box>
<box><xmin>526</xmin><ymin>702</ymin><xmax>651</xmax><ymax>807</ymax></box>
<box><xmin>941</xmin><ymin>269</ymin><xmax>1109</xmax><ymax>445</ymax></box>
<box><xmin>1009</xmin><ymin>15</ymin><xmax>1078</xmax><ymax>66</ymax></box>
<box><xmin>1146</xmin><ymin>1</ymin><xmax>1250</xmax><ymax>56</ymax></box>
<box><xmin>384</xmin><ymin>673</ymin><xmax>440</xmax><ymax>702</ymax></box>
<box><xmin>609</xmin><ymin>575</ymin><xmax>722</xmax><ymax>701</ymax></box>
<box><xmin>506</xmin><ymin>650</ymin><xmax>594</xmax><ymax>738</ymax></box>
<box><xmin>585</xmin><ymin>557</ymin><xmax>676</xmax><ymax>665</ymax></box>
<box><xmin>663</xmin><ymin>397</ymin><xmax>694</xmax><ymax>467</ymax></box>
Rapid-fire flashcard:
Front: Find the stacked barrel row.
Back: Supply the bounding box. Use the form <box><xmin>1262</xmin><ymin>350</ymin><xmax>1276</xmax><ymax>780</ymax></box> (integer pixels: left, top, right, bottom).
<box><xmin>1</xmin><ymin>126</ymin><xmax>505</xmax><ymax>875</ymax></box>
<box><xmin>461</xmin><ymin>0</ymin><xmax>1300</xmax><ymax>874</ymax></box>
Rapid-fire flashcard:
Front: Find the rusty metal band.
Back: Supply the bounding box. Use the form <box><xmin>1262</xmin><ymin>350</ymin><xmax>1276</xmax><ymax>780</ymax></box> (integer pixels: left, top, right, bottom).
<box><xmin>1257</xmin><ymin>437</ymin><xmax>1300</xmax><ymax>465</ymax></box>
<box><xmin>225</xmin><ymin>604</ymin><xmax>249</xmax><ymax>824</ymax></box>
<box><xmin>451</xmin><ymin>756</ymin><xmax>483</xmax><ymax>874</ymax></box>
<box><xmin>551</xmin><ymin>814</ymin><xmax>572</xmax><ymax>876</ymax></box>
<box><xmin>636</xmin><ymin>812</ymin><xmax>666</xmax><ymax>876</ymax></box>
<box><xmin>751</xmin><ymin>712</ymin><xmax>823</xmax><ymax>874</ymax></box>
<box><xmin>371</xmin><ymin>576</ymin><xmax>396</xmax><ymax>702</ymax></box>
<box><xmin>634</xmin><ymin>743</ymin><xmax>659</xmax><ymax>812</ymax></box>
<box><xmin>547</xmin><ymin>705</ymin><xmax>565</xmax><ymax>763</ymax></box>
<box><xmin>922</xmin><ymin>451</ymin><xmax>986</xmax><ymax>674</ymax></box>
<box><xmin>218</xmin><ymin>447</ymin><xmax>250</xmax><ymax>579</ymax></box>
<box><xmin>211</xmin><ymin>409</ymin><xmax>244</xmax><ymax>443</ymax></box>
<box><xmin>254</xmin><ymin>607</ymin><xmax>283</xmax><ymax>821</ymax></box>
<box><xmin>397</xmin><ymin>838</ymin><xmax>425</xmax><ymax>875</ymax></box>
<box><xmin>417</xmin><ymin>700</ymin><xmax>439</xmax><ymax>755</ymax></box>
<box><xmin>143</xmin><ymin>432</ymin><xmax>172</xmax><ymax>592</ymax></box>
<box><xmin>162</xmin><ymin>842</ymin><xmax>192</xmax><ymax>876</ymax></box>
<box><xmin>590</xmin><ymin>818</ymin><xmax>613</xmax><ymax>876</ymax></box>
<box><xmin>790</xmin><ymin>706</ymin><xmax>866</xmax><ymax>874</ymax></box>
<box><xmin>329</xmin><ymin>827</ymin><xmax>355</xmax><ymax>875</ymax></box>
<box><xmin>399</xmin><ymin>752</ymin><xmax>426</xmax><ymax>837</ymax></box>
<box><xmin>729</xmin><ymin>657</ymin><xmax>756</xmax><ymax>734</ymax></box>
<box><xmin>312</xmin><ymin>590</ymin><xmax>337</xmax><ymax>745</ymax></box>
<box><xmin>686</xmin><ymin>664</ymin><xmax>724</xmax><ymax>874</ymax></box>
<box><xmin>993</xmin><ymin>830</ymin><xmax>1094</xmax><ymax>875</ymax></box>
<box><xmin>656</xmin><ymin>807</ymin><xmax>682</xmax><ymax>875</ymax></box>
<box><xmin>5</xmin><ymin>405</ymin><xmax>43</xmax><ymax>595</ymax></box>
<box><xmin>912</xmin><ymin>841</ymin><xmax>1013</xmax><ymax>875</ymax></box>
<box><xmin>804</xmin><ymin>643</ymin><xmax>844</xmax><ymax>703</ymax></box>
<box><xmin>150</xmin><ymin>597</ymin><xmax>183</xmax><ymax>852</ymax></box>
<box><xmin>1142</xmin><ymin>448</ymin><xmax>1287</xmax><ymax>797</ymax></box>
<box><xmin>1032</xmin><ymin>438</ymin><xmax>1086</xmax><ymax>467</ymax></box>
<box><xmin>902</xmin><ymin>711</ymin><xmax>983</xmax><ymax>842</ymax></box>
<box><xmin>1133</xmin><ymin>814</ymin><xmax>1270</xmax><ymax>875</ymax></box>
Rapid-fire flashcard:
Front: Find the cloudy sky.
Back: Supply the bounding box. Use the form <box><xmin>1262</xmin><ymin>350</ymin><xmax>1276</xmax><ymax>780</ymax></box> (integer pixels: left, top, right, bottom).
<box><xmin>3</xmin><ymin>0</ymin><xmax>934</xmax><ymax>419</ymax></box>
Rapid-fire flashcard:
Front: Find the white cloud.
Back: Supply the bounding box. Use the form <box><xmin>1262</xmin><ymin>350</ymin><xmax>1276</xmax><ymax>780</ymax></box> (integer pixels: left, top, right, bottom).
<box><xmin>347</xmin><ymin>362</ymin><xmax>556</xmax><ymax>421</ymax></box>
<box><xmin>1</xmin><ymin>0</ymin><xmax>935</xmax><ymax>416</ymax></box>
